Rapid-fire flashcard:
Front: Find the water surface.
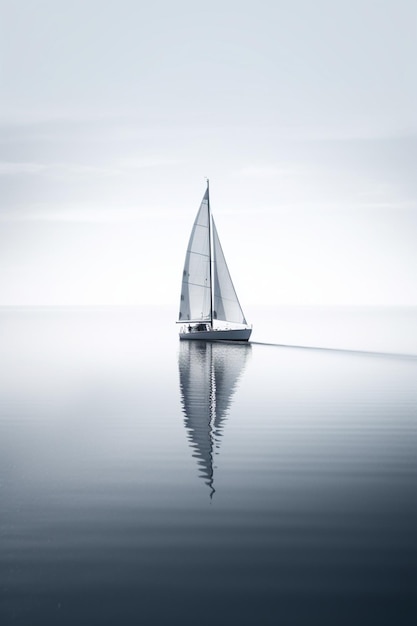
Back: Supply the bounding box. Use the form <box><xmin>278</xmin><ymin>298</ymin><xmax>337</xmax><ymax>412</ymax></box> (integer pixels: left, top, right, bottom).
<box><xmin>1</xmin><ymin>306</ymin><xmax>416</xmax><ymax>625</ymax></box>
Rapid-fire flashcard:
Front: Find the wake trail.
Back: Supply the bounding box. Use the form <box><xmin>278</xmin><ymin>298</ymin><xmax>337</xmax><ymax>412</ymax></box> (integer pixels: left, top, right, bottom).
<box><xmin>250</xmin><ymin>342</ymin><xmax>417</xmax><ymax>360</ymax></box>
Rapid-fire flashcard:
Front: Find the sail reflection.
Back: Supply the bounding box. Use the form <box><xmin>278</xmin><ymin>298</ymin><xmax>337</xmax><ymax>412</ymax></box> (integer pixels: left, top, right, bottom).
<box><xmin>178</xmin><ymin>341</ymin><xmax>251</xmax><ymax>496</ymax></box>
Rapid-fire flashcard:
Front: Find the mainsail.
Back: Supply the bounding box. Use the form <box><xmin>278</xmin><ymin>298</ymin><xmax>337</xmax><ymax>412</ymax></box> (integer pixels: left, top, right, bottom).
<box><xmin>178</xmin><ymin>182</ymin><xmax>249</xmax><ymax>335</ymax></box>
<box><xmin>178</xmin><ymin>190</ymin><xmax>211</xmax><ymax>322</ymax></box>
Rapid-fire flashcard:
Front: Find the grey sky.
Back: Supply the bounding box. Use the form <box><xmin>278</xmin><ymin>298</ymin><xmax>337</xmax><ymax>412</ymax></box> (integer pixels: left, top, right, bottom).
<box><xmin>1</xmin><ymin>0</ymin><xmax>416</xmax><ymax>306</ymax></box>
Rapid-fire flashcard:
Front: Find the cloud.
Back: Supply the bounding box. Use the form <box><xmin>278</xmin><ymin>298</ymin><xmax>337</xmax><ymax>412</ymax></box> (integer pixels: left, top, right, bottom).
<box><xmin>0</xmin><ymin>160</ymin><xmax>117</xmax><ymax>178</ymax></box>
<box><xmin>237</xmin><ymin>165</ymin><xmax>296</xmax><ymax>179</ymax></box>
<box><xmin>0</xmin><ymin>203</ymin><xmax>183</xmax><ymax>223</ymax></box>
<box><xmin>119</xmin><ymin>157</ymin><xmax>181</xmax><ymax>170</ymax></box>
<box><xmin>0</xmin><ymin>162</ymin><xmax>48</xmax><ymax>175</ymax></box>
<box><xmin>0</xmin><ymin>157</ymin><xmax>179</xmax><ymax>179</ymax></box>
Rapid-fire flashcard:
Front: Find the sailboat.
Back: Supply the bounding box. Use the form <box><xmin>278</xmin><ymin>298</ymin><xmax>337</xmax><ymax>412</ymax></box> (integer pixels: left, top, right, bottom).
<box><xmin>177</xmin><ymin>181</ymin><xmax>252</xmax><ymax>341</ymax></box>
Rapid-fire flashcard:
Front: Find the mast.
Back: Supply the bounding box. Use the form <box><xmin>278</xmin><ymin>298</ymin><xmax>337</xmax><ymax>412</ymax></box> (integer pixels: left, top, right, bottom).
<box><xmin>207</xmin><ymin>178</ymin><xmax>214</xmax><ymax>329</ymax></box>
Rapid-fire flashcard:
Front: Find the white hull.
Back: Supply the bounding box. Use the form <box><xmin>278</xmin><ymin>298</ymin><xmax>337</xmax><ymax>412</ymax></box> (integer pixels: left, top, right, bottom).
<box><xmin>179</xmin><ymin>327</ymin><xmax>252</xmax><ymax>342</ymax></box>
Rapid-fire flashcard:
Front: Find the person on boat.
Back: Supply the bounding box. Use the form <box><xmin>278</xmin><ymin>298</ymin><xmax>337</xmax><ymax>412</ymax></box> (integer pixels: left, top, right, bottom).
<box><xmin>188</xmin><ymin>325</ymin><xmax>192</xmax><ymax>333</ymax></box>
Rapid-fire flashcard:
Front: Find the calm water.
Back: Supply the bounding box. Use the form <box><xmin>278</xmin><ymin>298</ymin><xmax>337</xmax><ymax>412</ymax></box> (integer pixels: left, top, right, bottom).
<box><xmin>1</xmin><ymin>306</ymin><xmax>416</xmax><ymax>625</ymax></box>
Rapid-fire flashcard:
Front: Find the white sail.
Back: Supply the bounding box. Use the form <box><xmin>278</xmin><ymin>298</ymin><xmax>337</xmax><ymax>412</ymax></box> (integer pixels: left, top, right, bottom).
<box><xmin>178</xmin><ymin>182</ymin><xmax>252</xmax><ymax>341</ymax></box>
<box><xmin>178</xmin><ymin>190</ymin><xmax>211</xmax><ymax>322</ymax></box>
<box><xmin>212</xmin><ymin>220</ymin><xmax>247</xmax><ymax>325</ymax></box>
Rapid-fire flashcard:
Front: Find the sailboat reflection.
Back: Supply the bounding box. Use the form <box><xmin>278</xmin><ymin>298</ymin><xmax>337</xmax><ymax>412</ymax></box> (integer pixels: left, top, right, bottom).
<box><xmin>178</xmin><ymin>340</ymin><xmax>251</xmax><ymax>496</ymax></box>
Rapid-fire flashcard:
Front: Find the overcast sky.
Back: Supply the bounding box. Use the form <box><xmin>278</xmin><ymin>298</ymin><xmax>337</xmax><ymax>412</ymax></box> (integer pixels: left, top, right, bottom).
<box><xmin>1</xmin><ymin>0</ymin><xmax>416</xmax><ymax>308</ymax></box>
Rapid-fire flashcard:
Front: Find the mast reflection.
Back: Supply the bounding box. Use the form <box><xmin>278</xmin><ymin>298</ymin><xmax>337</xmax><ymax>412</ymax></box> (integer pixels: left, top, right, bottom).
<box><xmin>178</xmin><ymin>341</ymin><xmax>251</xmax><ymax>497</ymax></box>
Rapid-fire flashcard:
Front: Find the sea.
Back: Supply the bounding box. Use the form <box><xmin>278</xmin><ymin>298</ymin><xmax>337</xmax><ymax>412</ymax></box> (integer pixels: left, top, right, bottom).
<box><xmin>1</xmin><ymin>305</ymin><xmax>416</xmax><ymax>626</ymax></box>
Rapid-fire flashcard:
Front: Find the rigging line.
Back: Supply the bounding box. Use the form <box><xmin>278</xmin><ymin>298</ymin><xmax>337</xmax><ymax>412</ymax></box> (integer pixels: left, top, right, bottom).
<box><xmin>182</xmin><ymin>281</ymin><xmax>211</xmax><ymax>288</ymax></box>
<box><xmin>185</xmin><ymin>250</ymin><xmax>210</xmax><ymax>258</ymax></box>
